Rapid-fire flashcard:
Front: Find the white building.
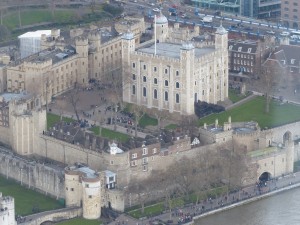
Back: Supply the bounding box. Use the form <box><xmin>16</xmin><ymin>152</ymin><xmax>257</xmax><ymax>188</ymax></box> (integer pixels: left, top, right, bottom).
<box><xmin>18</xmin><ymin>30</ymin><xmax>53</xmax><ymax>59</ymax></box>
<box><xmin>0</xmin><ymin>193</ymin><xmax>16</xmax><ymax>225</ymax></box>
<box><xmin>122</xmin><ymin>13</ymin><xmax>229</xmax><ymax>115</ymax></box>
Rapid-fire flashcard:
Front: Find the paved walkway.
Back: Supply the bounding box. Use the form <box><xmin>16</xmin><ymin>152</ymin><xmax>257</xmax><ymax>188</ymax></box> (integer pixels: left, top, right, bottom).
<box><xmin>107</xmin><ymin>171</ymin><xmax>300</xmax><ymax>225</ymax></box>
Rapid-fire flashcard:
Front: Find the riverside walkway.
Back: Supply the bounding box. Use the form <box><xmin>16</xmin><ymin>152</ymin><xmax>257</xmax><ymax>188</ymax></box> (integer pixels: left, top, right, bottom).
<box><xmin>108</xmin><ymin>171</ymin><xmax>300</xmax><ymax>225</ymax></box>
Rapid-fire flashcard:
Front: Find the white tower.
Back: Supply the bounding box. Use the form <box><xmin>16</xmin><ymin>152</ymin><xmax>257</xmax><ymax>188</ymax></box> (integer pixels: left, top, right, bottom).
<box><xmin>0</xmin><ymin>193</ymin><xmax>16</xmax><ymax>225</ymax></box>
<box><xmin>154</xmin><ymin>12</ymin><xmax>169</xmax><ymax>42</ymax></box>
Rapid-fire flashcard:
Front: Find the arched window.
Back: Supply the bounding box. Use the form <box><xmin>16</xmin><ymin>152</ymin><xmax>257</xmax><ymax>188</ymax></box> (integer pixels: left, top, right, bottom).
<box><xmin>154</xmin><ymin>89</ymin><xmax>158</xmax><ymax>99</ymax></box>
<box><xmin>176</xmin><ymin>94</ymin><xmax>180</xmax><ymax>103</ymax></box>
<box><xmin>176</xmin><ymin>82</ymin><xmax>180</xmax><ymax>88</ymax></box>
<box><xmin>132</xmin><ymin>85</ymin><xmax>136</xmax><ymax>95</ymax></box>
<box><xmin>143</xmin><ymin>87</ymin><xmax>147</xmax><ymax>97</ymax></box>
<box><xmin>165</xmin><ymin>91</ymin><xmax>168</xmax><ymax>101</ymax></box>
<box><xmin>154</xmin><ymin>78</ymin><xmax>158</xmax><ymax>84</ymax></box>
<box><xmin>165</xmin><ymin>80</ymin><xmax>169</xmax><ymax>86</ymax></box>
<box><xmin>143</xmin><ymin>76</ymin><xmax>147</xmax><ymax>82</ymax></box>
<box><xmin>132</xmin><ymin>74</ymin><xmax>136</xmax><ymax>80</ymax></box>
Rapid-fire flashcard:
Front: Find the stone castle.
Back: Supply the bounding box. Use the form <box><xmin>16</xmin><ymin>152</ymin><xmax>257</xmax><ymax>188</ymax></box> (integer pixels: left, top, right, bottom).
<box><xmin>0</xmin><ymin>13</ymin><xmax>299</xmax><ymax>223</ymax></box>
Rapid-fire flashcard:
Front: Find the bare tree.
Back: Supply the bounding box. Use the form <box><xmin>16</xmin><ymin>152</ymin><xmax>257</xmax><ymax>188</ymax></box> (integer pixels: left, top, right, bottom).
<box><xmin>131</xmin><ymin>104</ymin><xmax>146</xmax><ymax>138</ymax></box>
<box><xmin>261</xmin><ymin>59</ymin><xmax>283</xmax><ymax>113</ymax></box>
<box><xmin>69</xmin><ymin>88</ymin><xmax>81</xmax><ymax>121</ymax></box>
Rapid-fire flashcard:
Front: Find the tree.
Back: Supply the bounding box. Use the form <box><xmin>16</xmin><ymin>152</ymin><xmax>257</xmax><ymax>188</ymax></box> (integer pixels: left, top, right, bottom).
<box><xmin>131</xmin><ymin>104</ymin><xmax>146</xmax><ymax>138</ymax></box>
<box><xmin>68</xmin><ymin>88</ymin><xmax>81</xmax><ymax>122</ymax></box>
<box><xmin>261</xmin><ymin>59</ymin><xmax>283</xmax><ymax>113</ymax></box>
<box><xmin>179</xmin><ymin>115</ymin><xmax>198</xmax><ymax>136</ymax></box>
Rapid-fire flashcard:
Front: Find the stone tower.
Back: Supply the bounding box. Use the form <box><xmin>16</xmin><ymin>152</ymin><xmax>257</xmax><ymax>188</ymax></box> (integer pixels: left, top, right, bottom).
<box><xmin>75</xmin><ymin>37</ymin><xmax>89</xmax><ymax>85</ymax></box>
<box><xmin>154</xmin><ymin>12</ymin><xmax>168</xmax><ymax>42</ymax></box>
<box><xmin>88</xmin><ymin>31</ymin><xmax>101</xmax><ymax>51</ymax></box>
<box><xmin>0</xmin><ymin>193</ymin><xmax>16</xmax><ymax>225</ymax></box>
<box><xmin>215</xmin><ymin>23</ymin><xmax>229</xmax><ymax>101</ymax></box>
<box><xmin>180</xmin><ymin>42</ymin><xmax>195</xmax><ymax>115</ymax></box>
<box><xmin>284</xmin><ymin>131</ymin><xmax>294</xmax><ymax>173</ymax></box>
<box><xmin>121</xmin><ymin>31</ymin><xmax>135</xmax><ymax>103</ymax></box>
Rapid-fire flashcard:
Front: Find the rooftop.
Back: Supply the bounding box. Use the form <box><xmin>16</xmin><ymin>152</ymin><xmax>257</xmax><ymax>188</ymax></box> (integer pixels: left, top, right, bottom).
<box><xmin>0</xmin><ymin>92</ymin><xmax>32</xmax><ymax>102</ymax></box>
<box><xmin>18</xmin><ymin>30</ymin><xmax>51</xmax><ymax>38</ymax></box>
<box><xmin>248</xmin><ymin>146</ymin><xmax>278</xmax><ymax>158</ymax></box>
<box><xmin>137</xmin><ymin>42</ymin><xmax>215</xmax><ymax>59</ymax></box>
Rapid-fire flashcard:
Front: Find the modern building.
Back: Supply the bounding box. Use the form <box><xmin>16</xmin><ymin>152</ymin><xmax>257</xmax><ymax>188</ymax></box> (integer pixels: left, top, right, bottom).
<box><xmin>192</xmin><ymin>0</ymin><xmax>281</xmax><ymax>19</ymax></box>
<box><xmin>18</xmin><ymin>30</ymin><xmax>52</xmax><ymax>59</ymax></box>
<box><xmin>122</xmin><ymin>13</ymin><xmax>229</xmax><ymax>115</ymax></box>
<box><xmin>281</xmin><ymin>0</ymin><xmax>300</xmax><ymax>29</ymax></box>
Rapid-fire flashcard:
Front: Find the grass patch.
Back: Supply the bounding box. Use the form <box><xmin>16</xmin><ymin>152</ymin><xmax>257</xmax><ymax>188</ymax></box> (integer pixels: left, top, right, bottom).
<box><xmin>3</xmin><ymin>9</ymin><xmax>76</xmax><ymax>30</ymax></box>
<box><xmin>228</xmin><ymin>88</ymin><xmax>250</xmax><ymax>103</ymax></box>
<box><xmin>0</xmin><ymin>175</ymin><xmax>63</xmax><ymax>216</ymax></box>
<box><xmin>139</xmin><ymin>114</ymin><xmax>158</xmax><ymax>128</ymax></box>
<box><xmin>57</xmin><ymin>218</ymin><xmax>101</xmax><ymax>225</ymax></box>
<box><xmin>47</xmin><ymin>113</ymin><xmax>74</xmax><ymax>130</ymax></box>
<box><xmin>198</xmin><ymin>96</ymin><xmax>300</xmax><ymax>128</ymax></box>
<box><xmin>89</xmin><ymin>126</ymin><xmax>130</xmax><ymax>142</ymax></box>
<box><xmin>128</xmin><ymin>203</ymin><xmax>164</xmax><ymax>219</ymax></box>
<box><xmin>164</xmin><ymin>124</ymin><xmax>178</xmax><ymax>130</ymax></box>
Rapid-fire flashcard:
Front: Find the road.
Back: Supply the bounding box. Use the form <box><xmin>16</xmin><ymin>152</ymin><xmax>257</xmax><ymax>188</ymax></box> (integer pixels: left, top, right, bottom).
<box><xmin>122</xmin><ymin>0</ymin><xmax>300</xmax><ymax>43</ymax></box>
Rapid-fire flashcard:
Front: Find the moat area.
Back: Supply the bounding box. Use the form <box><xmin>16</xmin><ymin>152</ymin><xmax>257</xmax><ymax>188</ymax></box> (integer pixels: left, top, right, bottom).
<box><xmin>195</xmin><ymin>187</ymin><xmax>300</xmax><ymax>225</ymax></box>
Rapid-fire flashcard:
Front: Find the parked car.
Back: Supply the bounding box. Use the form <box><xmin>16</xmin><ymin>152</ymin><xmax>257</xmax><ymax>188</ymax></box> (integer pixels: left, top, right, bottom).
<box><xmin>152</xmin><ymin>8</ymin><xmax>160</xmax><ymax>12</ymax></box>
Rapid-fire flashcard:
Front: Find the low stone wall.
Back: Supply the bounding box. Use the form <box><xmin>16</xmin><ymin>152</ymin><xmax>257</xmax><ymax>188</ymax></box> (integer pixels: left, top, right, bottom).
<box><xmin>19</xmin><ymin>207</ymin><xmax>82</xmax><ymax>225</ymax></box>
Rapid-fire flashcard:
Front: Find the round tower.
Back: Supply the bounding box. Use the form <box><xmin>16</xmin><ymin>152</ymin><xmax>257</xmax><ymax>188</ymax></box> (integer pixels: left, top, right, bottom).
<box><xmin>65</xmin><ymin>168</ymin><xmax>83</xmax><ymax>207</ymax></box>
<box><xmin>154</xmin><ymin>12</ymin><xmax>168</xmax><ymax>42</ymax></box>
<box><xmin>0</xmin><ymin>195</ymin><xmax>16</xmax><ymax>225</ymax></box>
<box><xmin>82</xmin><ymin>177</ymin><xmax>101</xmax><ymax>219</ymax></box>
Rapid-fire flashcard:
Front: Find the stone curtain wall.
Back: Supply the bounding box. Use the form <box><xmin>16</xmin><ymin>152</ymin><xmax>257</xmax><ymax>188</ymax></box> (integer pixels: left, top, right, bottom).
<box><xmin>0</xmin><ymin>151</ymin><xmax>65</xmax><ymax>199</ymax></box>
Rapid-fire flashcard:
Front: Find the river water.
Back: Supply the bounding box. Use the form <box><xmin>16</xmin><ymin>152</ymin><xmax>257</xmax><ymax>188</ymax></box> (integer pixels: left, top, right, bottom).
<box><xmin>195</xmin><ymin>187</ymin><xmax>300</xmax><ymax>225</ymax></box>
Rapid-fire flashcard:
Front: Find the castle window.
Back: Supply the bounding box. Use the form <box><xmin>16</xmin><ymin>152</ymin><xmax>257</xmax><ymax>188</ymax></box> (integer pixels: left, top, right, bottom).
<box><xmin>142</xmin><ymin>157</ymin><xmax>148</xmax><ymax>164</ymax></box>
<box><xmin>132</xmin><ymin>85</ymin><xmax>136</xmax><ymax>95</ymax></box>
<box><xmin>165</xmin><ymin>68</ymin><xmax>168</xmax><ymax>74</ymax></box>
<box><xmin>132</xmin><ymin>153</ymin><xmax>137</xmax><ymax>159</ymax></box>
<box><xmin>143</xmin><ymin>165</ymin><xmax>148</xmax><ymax>171</ymax></box>
<box><xmin>143</xmin><ymin>76</ymin><xmax>147</xmax><ymax>82</ymax></box>
<box><xmin>165</xmin><ymin>91</ymin><xmax>168</xmax><ymax>101</ymax></box>
<box><xmin>89</xmin><ymin>195</ymin><xmax>92</xmax><ymax>199</ymax></box>
<box><xmin>132</xmin><ymin>74</ymin><xmax>136</xmax><ymax>80</ymax></box>
<box><xmin>165</xmin><ymin>80</ymin><xmax>169</xmax><ymax>86</ymax></box>
<box><xmin>131</xmin><ymin>160</ymin><xmax>137</xmax><ymax>166</ymax></box>
<box><xmin>143</xmin><ymin>148</ymin><xmax>148</xmax><ymax>155</ymax></box>
<box><xmin>143</xmin><ymin>87</ymin><xmax>147</xmax><ymax>97</ymax></box>
<box><xmin>110</xmin><ymin>160</ymin><xmax>114</xmax><ymax>165</ymax></box>
<box><xmin>71</xmin><ymin>188</ymin><xmax>74</xmax><ymax>191</ymax></box>
<box><xmin>154</xmin><ymin>67</ymin><xmax>157</xmax><ymax>72</ymax></box>
<box><xmin>154</xmin><ymin>78</ymin><xmax>158</xmax><ymax>84</ymax></box>
<box><xmin>176</xmin><ymin>71</ymin><xmax>179</xmax><ymax>76</ymax></box>
<box><xmin>143</xmin><ymin>65</ymin><xmax>146</xmax><ymax>70</ymax></box>
<box><xmin>154</xmin><ymin>89</ymin><xmax>158</xmax><ymax>99</ymax></box>
<box><xmin>132</xmin><ymin>63</ymin><xmax>136</xmax><ymax>68</ymax></box>
<box><xmin>176</xmin><ymin>94</ymin><xmax>180</xmax><ymax>103</ymax></box>
<box><xmin>176</xmin><ymin>82</ymin><xmax>180</xmax><ymax>88</ymax></box>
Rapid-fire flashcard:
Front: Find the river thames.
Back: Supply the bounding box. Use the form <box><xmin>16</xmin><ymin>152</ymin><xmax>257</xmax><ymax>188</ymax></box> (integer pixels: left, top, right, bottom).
<box><xmin>195</xmin><ymin>187</ymin><xmax>300</xmax><ymax>225</ymax></box>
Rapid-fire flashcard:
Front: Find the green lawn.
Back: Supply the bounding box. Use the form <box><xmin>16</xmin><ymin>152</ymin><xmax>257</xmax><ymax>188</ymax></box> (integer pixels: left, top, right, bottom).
<box><xmin>139</xmin><ymin>114</ymin><xmax>158</xmax><ymax>128</ymax></box>
<box><xmin>164</xmin><ymin>124</ymin><xmax>178</xmax><ymax>130</ymax></box>
<box><xmin>128</xmin><ymin>203</ymin><xmax>164</xmax><ymax>219</ymax></box>
<box><xmin>198</xmin><ymin>96</ymin><xmax>300</xmax><ymax>128</ymax></box>
<box><xmin>3</xmin><ymin>9</ymin><xmax>76</xmax><ymax>30</ymax></box>
<box><xmin>0</xmin><ymin>176</ymin><xmax>63</xmax><ymax>216</ymax></box>
<box><xmin>228</xmin><ymin>88</ymin><xmax>250</xmax><ymax>103</ymax></box>
<box><xmin>89</xmin><ymin>126</ymin><xmax>130</xmax><ymax>142</ymax></box>
<box><xmin>57</xmin><ymin>218</ymin><xmax>102</xmax><ymax>225</ymax></box>
<box><xmin>47</xmin><ymin>113</ymin><xmax>74</xmax><ymax>130</ymax></box>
